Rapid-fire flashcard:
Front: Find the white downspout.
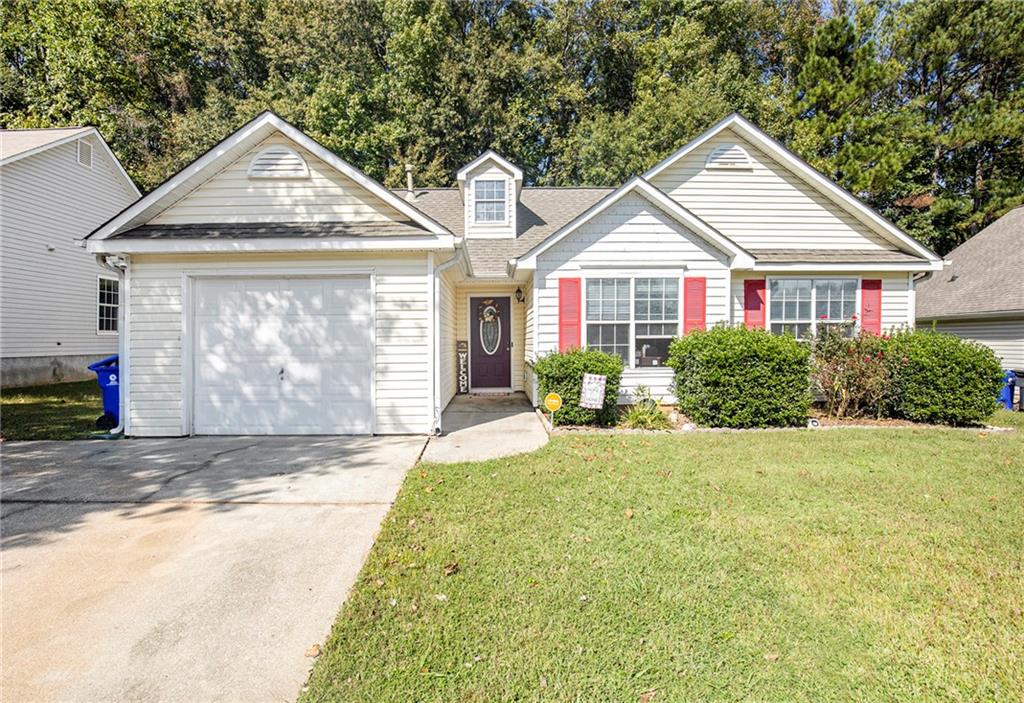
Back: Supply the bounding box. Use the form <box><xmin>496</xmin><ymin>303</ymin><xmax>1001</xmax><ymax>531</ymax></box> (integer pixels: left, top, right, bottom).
<box><xmin>95</xmin><ymin>254</ymin><xmax>127</xmax><ymax>437</ymax></box>
<box><xmin>432</xmin><ymin>245</ymin><xmax>465</xmax><ymax>435</ymax></box>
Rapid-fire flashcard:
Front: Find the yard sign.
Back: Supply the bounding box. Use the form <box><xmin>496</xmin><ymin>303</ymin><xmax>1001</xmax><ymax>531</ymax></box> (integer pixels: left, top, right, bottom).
<box><xmin>579</xmin><ymin>373</ymin><xmax>606</xmax><ymax>409</ymax></box>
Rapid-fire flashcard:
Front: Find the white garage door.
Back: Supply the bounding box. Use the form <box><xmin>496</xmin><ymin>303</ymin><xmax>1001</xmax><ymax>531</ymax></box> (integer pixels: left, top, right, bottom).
<box><xmin>193</xmin><ymin>276</ymin><xmax>373</xmax><ymax>435</ymax></box>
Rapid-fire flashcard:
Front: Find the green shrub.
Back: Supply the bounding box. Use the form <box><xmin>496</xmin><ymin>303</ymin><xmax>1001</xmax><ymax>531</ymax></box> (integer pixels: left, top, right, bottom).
<box><xmin>884</xmin><ymin>329</ymin><xmax>1004</xmax><ymax>425</ymax></box>
<box><xmin>533</xmin><ymin>348</ymin><xmax>623</xmax><ymax>426</ymax></box>
<box><xmin>667</xmin><ymin>325</ymin><xmax>811</xmax><ymax>428</ymax></box>
<box><xmin>619</xmin><ymin>385</ymin><xmax>672</xmax><ymax>430</ymax></box>
<box><xmin>810</xmin><ymin>326</ymin><xmax>892</xmax><ymax>418</ymax></box>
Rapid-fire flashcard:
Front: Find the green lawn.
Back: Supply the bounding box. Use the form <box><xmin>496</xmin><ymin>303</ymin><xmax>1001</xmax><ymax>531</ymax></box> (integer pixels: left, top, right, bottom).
<box><xmin>1</xmin><ymin>381</ymin><xmax>103</xmax><ymax>440</ymax></box>
<box><xmin>302</xmin><ymin>426</ymin><xmax>1023</xmax><ymax>702</ymax></box>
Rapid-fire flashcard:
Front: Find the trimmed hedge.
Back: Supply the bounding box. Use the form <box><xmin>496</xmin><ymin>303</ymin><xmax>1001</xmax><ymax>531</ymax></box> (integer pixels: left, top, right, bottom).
<box><xmin>667</xmin><ymin>325</ymin><xmax>811</xmax><ymax>428</ymax></box>
<box><xmin>884</xmin><ymin>329</ymin><xmax>1004</xmax><ymax>425</ymax></box>
<box><xmin>533</xmin><ymin>348</ymin><xmax>623</xmax><ymax>426</ymax></box>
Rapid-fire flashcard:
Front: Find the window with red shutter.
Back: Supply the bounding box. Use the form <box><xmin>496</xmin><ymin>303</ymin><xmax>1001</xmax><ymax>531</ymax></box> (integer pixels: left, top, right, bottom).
<box><xmin>683</xmin><ymin>277</ymin><xmax>706</xmax><ymax>333</ymax></box>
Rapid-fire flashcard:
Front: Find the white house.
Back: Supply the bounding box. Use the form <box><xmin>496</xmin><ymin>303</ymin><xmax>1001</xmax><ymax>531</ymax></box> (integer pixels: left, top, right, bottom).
<box><xmin>84</xmin><ymin>111</ymin><xmax>943</xmax><ymax>437</ymax></box>
<box><xmin>916</xmin><ymin>205</ymin><xmax>1024</xmax><ymax>370</ymax></box>
<box><xmin>1</xmin><ymin>127</ymin><xmax>140</xmax><ymax>386</ymax></box>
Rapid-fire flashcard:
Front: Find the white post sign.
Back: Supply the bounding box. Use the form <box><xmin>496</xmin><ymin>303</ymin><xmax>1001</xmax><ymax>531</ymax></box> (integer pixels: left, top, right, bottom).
<box><xmin>580</xmin><ymin>373</ymin><xmax>607</xmax><ymax>409</ymax></box>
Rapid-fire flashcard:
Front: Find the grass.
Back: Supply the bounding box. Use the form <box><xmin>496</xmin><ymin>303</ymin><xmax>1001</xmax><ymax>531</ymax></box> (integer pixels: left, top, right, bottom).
<box><xmin>1</xmin><ymin>381</ymin><xmax>104</xmax><ymax>440</ymax></box>
<box><xmin>302</xmin><ymin>425</ymin><xmax>1023</xmax><ymax>702</ymax></box>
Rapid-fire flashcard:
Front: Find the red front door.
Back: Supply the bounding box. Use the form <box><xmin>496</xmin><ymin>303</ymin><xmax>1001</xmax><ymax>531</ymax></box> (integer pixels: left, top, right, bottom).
<box><xmin>470</xmin><ymin>296</ymin><xmax>511</xmax><ymax>388</ymax></box>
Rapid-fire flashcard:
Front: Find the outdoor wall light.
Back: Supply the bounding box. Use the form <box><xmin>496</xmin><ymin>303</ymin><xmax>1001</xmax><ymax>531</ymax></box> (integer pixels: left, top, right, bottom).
<box><xmin>514</xmin><ymin>287</ymin><xmax>525</xmax><ymax>303</ymax></box>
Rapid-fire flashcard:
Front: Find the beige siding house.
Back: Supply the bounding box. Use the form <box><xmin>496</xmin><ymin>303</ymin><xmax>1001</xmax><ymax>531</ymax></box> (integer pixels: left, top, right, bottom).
<box><xmin>916</xmin><ymin>206</ymin><xmax>1024</xmax><ymax>369</ymax></box>
<box><xmin>86</xmin><ymin>112</ymin><xmax>943</xmax><ymax>437</ymax></box>
<box><xmin>1</xmin><ymin>128</ymin><xmax>139</xmax><ymax>386</ymax></box>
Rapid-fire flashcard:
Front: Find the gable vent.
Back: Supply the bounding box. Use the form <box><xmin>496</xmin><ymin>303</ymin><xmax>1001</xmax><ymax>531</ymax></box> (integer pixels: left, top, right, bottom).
<box><xmin>77</xmin><ymin>139</ymin><xmax>93</xmax><ymax>168</ymax></box>
<box><xmin>705</xmin><ymin>144</ymin><xmax>751</xmax><ymax>170</ymax></box>
<box><xmin>248</xmin><ymin>146</ymin><xmax>310</xmax><ymax>179</ymax></box>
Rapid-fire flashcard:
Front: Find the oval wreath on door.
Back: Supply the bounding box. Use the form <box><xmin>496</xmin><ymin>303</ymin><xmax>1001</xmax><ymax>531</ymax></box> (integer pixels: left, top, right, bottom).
<box><xmin>477</xmin><ymin>299</ymin><xmax>502</xmax><ymax>355</ymax></box>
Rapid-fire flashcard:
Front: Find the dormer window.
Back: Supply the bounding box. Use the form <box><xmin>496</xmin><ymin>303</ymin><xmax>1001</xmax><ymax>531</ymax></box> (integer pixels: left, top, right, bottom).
<box><xmin>474</xmin><ymin>179</ymin><xmax>506</xmax><ymax>223</ymax></box>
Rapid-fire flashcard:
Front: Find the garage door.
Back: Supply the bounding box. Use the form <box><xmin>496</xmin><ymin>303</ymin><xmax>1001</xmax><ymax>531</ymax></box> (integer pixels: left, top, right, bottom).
<box><xmin>193</xmin><ymin>276</ymin><xmax>373</xmax><ymax>435</ymax></box>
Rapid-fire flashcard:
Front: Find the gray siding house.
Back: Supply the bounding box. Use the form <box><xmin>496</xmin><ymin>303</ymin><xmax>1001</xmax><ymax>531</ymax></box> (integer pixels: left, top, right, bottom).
<box><xmin>916</xmin><ymin>206</ymin><xmax>1024</xmax><ymax>370</ymax></box>
<box><xmin>1</xmin><ymin>128</ymin><xmax>139</xmax><ymax>386</ymax></box>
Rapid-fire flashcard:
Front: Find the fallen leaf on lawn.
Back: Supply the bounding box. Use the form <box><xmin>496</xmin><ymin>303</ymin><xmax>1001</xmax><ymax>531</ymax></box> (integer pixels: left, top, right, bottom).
<box><xmin>583</xmin><ymin>536</ymin><xmax>592</xmax><ymax>543</ymax></box>
<box><xmin>424</xmin><ymin>485</ymin><xmax>434</xmax><ymax>494</ymax></box>
<box><xmin>640</xmin><ymin>689</ymin><xmax>657</xmax><ymax>702</ymax></box>
<box><xmin>408</xmin><ymin>518</ymin><xmax>417</xmax><ymax>529</ymax></box>
<box><xmin>434</xmin><ymin>593</ymin><xmax>448</xmax><ymax>602</ymax></box>
<box><xmin>624</xmin><ymin>508</ymin><xmax>634</xmax><ymax>519</ymax></box>
<box><xmin>978</xmin><ymin>431</ymin><xmax>989</xmax><ymax>438</ymax></box>
<box><xmin>420</xmin><ymin>470</ymin><xmax>428</xmax><ymax>478</ymax></box>
<box><xmin>388</xmin><ymin>598</ymin><xmax>397</xmax><ymax>606</ymax></box>
<box><xmin>579</xmin><ymin>594</ymin><xmax>588</xmax><ymax>602</ymax></box>
<box><xmin>539</xmin><ymin>676</ymin><xmax>548</xmax><ymax>689</ymax></box>
<box><xmin>305</xmin><ymin>644</ymin><xmax>321</xmax><ymax>658</ymax></box>
<box><xmin>764</xmin><ymin>652</ymin><xmax>780</xmax><ymax>662</ymax></box>
<box><xmin>374</xmin><ymin>578</ymin><xmax>385</xmax><ymax>588</ymax></box>
<box><xmin>443</xmin><ymin>562</ymin><xmax>459</xmax><ymax>576</ymax></box>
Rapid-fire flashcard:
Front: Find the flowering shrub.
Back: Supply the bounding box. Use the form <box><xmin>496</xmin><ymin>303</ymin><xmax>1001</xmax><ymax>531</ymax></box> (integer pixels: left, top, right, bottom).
<box><xmin>810</xmin><ymin>326</ymin><xmax>896</xmax><ymax>418</ymax></box>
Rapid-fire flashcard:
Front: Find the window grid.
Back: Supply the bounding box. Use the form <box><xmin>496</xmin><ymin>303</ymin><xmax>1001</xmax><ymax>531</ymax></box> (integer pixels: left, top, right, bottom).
<box><xmin>474</xmin><ymin>179</ymin><xmax>506</xmax><ymax>223</ymax></box>
<box><xmin>768</xmin><ymin>278</ymin><xmax>857</xmax><ymax>338</ymax></box>
<box><xmin>98</xmin><ymin>277</ymin><xmax>118</xmax><ymax>333</ymax></box>
<box><xmin>584</xmin><ymin>277</ymin><xmax>680</xmax><ymax>367</ymax></box>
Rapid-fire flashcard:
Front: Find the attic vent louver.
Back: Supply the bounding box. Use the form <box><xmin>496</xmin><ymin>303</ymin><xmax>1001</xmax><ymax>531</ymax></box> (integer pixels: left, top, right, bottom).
<box><xmin>248</xmin><ymin>146</ymin><xmax>309</xmax><ymax>179</ymax></box>
<box><xmin>705</xmin><ymin>144</ymin><xmax>751</xmax><ymax>170</ymax></box>
<box><xmin>77</xmin><ymin>139</ymin><xmax>93</xmax><ymax>168</ymax></box>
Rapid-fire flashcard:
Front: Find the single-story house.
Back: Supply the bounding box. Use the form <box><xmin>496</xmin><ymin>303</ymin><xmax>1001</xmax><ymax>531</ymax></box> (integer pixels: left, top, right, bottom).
<box><xmin>84</xmin><ymin>111</ymin><xmax>943</xmax><ymax>436</ymax></box>
<box><xmin>916</xmin><ymin>205</ymin><xmax>1024</xmax><ymax>370</ymax></box>
<box><xmin>1</xmin><ymin>127</ymin><xmax>139</xmax><ymax>386</ymax></box>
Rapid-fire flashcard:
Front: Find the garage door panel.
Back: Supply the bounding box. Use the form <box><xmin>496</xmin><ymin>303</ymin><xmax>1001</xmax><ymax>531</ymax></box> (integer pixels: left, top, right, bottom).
<box><xmin>193</xmin><ymin>276</ymin><xmax>373</xmax><ymax>435</ymax></box>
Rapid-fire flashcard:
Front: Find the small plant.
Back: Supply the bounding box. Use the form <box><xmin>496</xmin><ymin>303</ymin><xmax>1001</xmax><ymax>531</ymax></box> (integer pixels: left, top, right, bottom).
<box><xmin>810</xmin><ymin>326</ymin><xmax>894</xmax><ymax>418</ymax></box>
<box><xmin>667</xmin><ymin>325</ymin><xmax>811</xmax><ymax>428</ymax></box>
<box><xmin>533</xmin><ymin>348</ymin><xmax>623</xmax><ymax>426</ymax></box>
<box><xmin>619</xmin><ymin>385</ymin><xmax>671</xmax><ymax>430</ymax></box>
<box><xmin>883</xmin><ymin>330</ymin><xmax>1004</xmax><ymax>425</ymax></box>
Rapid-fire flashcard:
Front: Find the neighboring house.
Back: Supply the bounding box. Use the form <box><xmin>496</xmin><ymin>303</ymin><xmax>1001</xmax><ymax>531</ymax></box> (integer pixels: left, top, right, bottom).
<box><xmin>916</xmin><ymin>206</ymin><xmax>1024</xmax><ymax>370</ymax></box>
<box><xmin>84</xmin><ymin>111</ymin><xmax>943</xmax><ymax>437</ymax></box>
<box><xmin>1</xmin><ymin>127</ymin><xmax>140</xmax><ymax>386</ymax></box>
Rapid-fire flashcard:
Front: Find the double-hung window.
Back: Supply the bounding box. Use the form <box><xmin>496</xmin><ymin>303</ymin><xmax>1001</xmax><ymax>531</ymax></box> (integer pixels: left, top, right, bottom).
<box><xmin>585</xmin><ymin>277</ymin><xmax>680</xmax><ymax>367</ymax></box>
<box><xmin>768</xmin><ymin>278</ymin><xmax>857</xmax><ymax>337</ymax></box>
<box><xmin>473</xmin><ymin>179</ymin><xmax>506</xmax><ymax>223</ymax></box>
<box><xmin>97</xmin><ymin>276</ymin><xmax>119</xmax><ymax>334</ymax></box>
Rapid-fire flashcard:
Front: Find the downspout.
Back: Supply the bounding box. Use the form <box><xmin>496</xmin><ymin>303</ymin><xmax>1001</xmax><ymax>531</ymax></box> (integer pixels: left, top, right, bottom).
<box><xmin>431</xmin><ymin>243</ymin><xmax>465</xmax><ymax>435</ymax></box>
<box><xmin>95</xmin><ymin>253</ymin><xmax>127</xmax><ymax>437</ymax></box>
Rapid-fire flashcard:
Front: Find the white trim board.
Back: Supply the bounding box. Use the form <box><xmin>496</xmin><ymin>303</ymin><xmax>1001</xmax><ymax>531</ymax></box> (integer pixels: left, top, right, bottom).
<box><xmin>643</xmin><ymin>113</ymin><xmax>942</xmax><ymax>263</ymax></box>
<box><xmin>88</xmin><ymin>235</ymin><xmax>456</xmax><ymax>254</ymax></box>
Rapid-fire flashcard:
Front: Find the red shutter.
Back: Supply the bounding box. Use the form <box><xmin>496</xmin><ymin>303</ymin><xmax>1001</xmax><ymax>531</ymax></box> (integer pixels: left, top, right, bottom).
<box><xmin>558</xmin><ymin>278</ymin><xmax>581</xmax><ymax>351</ymax></box>
<box><xmin>743</xmin><ymin>278</ymin><xmax>766</xmax><ymax>329</ymax></box>
<box><xmin>683</xmin><ymin>277</ymin><xmax>707</xmax><ymax>334</ymax></box>
<box><xmin>860</xmin><ymin>279</ymin><xmax>882</xmax><ymax>334</ymax></box>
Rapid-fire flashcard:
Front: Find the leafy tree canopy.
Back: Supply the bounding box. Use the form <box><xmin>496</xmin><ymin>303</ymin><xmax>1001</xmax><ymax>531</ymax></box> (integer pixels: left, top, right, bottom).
<box><xmin>2</xmin><ymin>0</ymin><xmax>1021</xmax><ymax>254</ymax></box>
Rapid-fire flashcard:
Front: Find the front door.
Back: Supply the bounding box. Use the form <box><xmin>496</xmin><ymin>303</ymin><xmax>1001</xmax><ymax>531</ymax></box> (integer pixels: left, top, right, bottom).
<box><xmin>470</xmin><ymin>296</ymin><xmax>511</xmax><ymax>389</ymax></box>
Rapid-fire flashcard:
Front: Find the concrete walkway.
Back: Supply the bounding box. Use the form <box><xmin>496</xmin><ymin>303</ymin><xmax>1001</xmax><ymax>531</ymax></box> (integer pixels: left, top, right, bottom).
<box><xmin>421</xmin><ymin>393</ymin><xmax>549</xmax><ymax>463</ymax></box>
<box><xmin>1</xmin><ymin>436</ymin><xmax>424</xmax><ymax>703</ymax></box>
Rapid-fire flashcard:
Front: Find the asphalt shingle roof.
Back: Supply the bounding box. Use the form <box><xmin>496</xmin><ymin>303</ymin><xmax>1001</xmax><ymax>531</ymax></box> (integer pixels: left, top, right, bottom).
<box><xmin>402</xmin><ymin>187</ymin><xmax>613</xmax><ymax>275</ymax></box>
<box><xmin>750</xmin><ymin>249</ymin><xmax>927</xmax><ymax>264</ymax></box>
<box><xmin>0</xmin><ymin>127</ymin><xmax>91</xmax><ymax>162</ymax></box>
<box><xmin>113</xmin><ymin>221</ymin><xmax>428</xmax><ymax>239</ymax></box>
<box><xmin>916</xmin><ymin>206</ymin><xmax>1024</xmax><ymax>319</ymax></box>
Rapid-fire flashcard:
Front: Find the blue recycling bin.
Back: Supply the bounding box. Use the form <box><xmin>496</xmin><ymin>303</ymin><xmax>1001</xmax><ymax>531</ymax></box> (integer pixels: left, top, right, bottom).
<box><xmin>998</xmin><ymin>370</ymin><xmax>1017</xmax><ymax>411</ymax></box>
<box><xmin>88</xmin><ymin>354</ymin><xmax>120</xmax><ymax>429</ymax></box>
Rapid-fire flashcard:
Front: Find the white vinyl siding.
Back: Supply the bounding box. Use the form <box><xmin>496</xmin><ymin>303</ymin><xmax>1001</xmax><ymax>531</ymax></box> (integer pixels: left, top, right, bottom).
<box><xmin>649</xmin><ymin>127</ymin><xmax>897</xmax><ymax>251</ymax></box>
<box><xmin>438</xmin><ymin>268</ymin><xmax>458</xmax><ymax>407</ymax></box>
<box><xmin>126</xmin><ymin>252</ymin><xmax>433</xmax><ymax>436</ymax></box>
<box><xmin>931</xmin><ymin>318</ymin><xmax>1024</xmax><ymax>369</ymax></box>
<box><xmin>534</xmin><ymin>192</ymin><xmax>731</xmax><ymax>403</ymax></box>
<box><xmin>730</xmin><ymin>273</ymin><xmax>914</xmax><ymax>331</ymax></box>
<box><xmin>149</xmin><ymin>134</ymin><xmax>406</xmax><ymax>225</ymax></box>
<box><xmin>0</xmin><ymin>134</ymin><xmax>136</xmax><ymax>359</ymax></box>
<box><xmin>454</xmin><ymin>283</ymin><xmax>527</xmax><ymax>392</ymax></box>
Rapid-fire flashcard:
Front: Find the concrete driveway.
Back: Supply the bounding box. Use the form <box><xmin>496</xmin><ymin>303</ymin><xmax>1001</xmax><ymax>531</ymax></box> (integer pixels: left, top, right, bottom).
<box><xmin>1</xmin><ymin>436</ymin><xmax>425</xmax><ymax>702</ymax></box>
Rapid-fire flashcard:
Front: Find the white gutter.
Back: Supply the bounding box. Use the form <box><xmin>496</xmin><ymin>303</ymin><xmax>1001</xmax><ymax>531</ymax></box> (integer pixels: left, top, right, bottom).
<box><xmin>94</xmin><ymin>253</ymin><xmax>128</xmax><ymax>437</ymax></box>
<box><xmin>431</xmin><ymin>244</ymin><xmax>466</xmax><ymax>435</ymax></box>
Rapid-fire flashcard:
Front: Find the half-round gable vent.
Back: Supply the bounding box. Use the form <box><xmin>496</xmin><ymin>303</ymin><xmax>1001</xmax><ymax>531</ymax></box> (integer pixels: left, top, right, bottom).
<box><xmin>705</xmin><ymin>144</ymin><xmax>752</xmax><ymax>170</ymax></box>
<box><xmin>248</xmin><ymin>146</ymin><xmax>310</xmax><ymax>179</ymax></box>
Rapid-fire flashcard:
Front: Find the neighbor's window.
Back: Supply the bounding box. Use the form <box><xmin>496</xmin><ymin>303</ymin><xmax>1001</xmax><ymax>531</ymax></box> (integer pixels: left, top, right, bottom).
<box><xmin>585</xmin><ymin>277</ymin><xmax>679</xmax><ymax>367</ymax></box>
<box><xmin>98</xmin><ymin>277</ymin><xmax>119</xmax><ymax>333</ymax></box>
<box><xmin>474</xmin><ymin>179</ymin><xmax>506</xmax><ymax>223</ymax></box>
<box><xmin>768</xmin><ymin>278</ymin><xmax>857</xmax><ymax>337</ymax></box>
